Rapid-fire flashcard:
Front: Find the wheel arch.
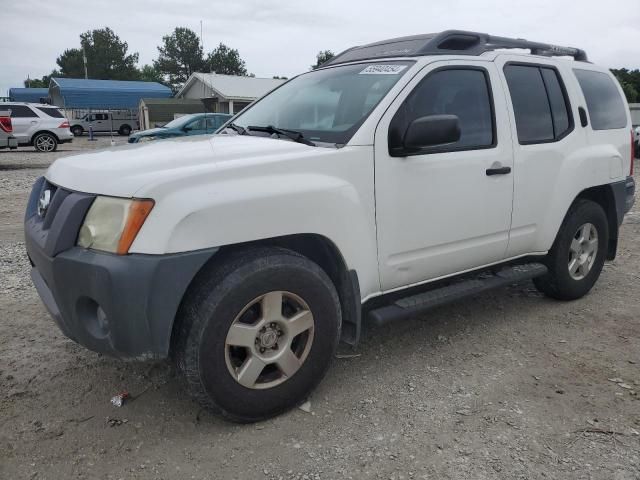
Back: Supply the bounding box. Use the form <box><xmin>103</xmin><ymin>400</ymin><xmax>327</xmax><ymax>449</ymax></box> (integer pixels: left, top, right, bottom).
<box><xmin>30</xmin><ymin>130</ymin><xmax>60</xmax><ymax>144</ymax></box>
<box><xmin>574</xmin><ymin>184</ymin><xmax>618</xmax><ymax>260</ymax></box>
<box><xmin>169</xmin><ymin>233</ymin><xmax>362</xmax><ymax>357</ymax></box>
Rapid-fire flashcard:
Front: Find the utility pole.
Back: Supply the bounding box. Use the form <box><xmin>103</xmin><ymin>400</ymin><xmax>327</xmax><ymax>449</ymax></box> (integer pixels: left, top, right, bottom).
<box><xmin>82</xmin><ymin>46</ymin><xmax>88</xmax><ymax>79</ymax></box>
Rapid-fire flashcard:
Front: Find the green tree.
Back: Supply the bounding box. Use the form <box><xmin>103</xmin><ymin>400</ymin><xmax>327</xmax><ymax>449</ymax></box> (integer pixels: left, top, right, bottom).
<box><xmin>311</xmin><ymin>50</ymin><xmax>335</xmax><ymax>70</ymax></box>
<box><xmin>611</xmin><ymin>68</ymin><xmax>640</xmax><ymax>103</ymax></box>
<box><xmin>620</xmin><ymin>81</ymin><xmax>638</xmax><ymax>103</ymax></box>
<box><xmin>23</xmin><ymin>72</ymin><xmax>57</xmax><ymax>88</ymax></box>
<box><xmin>56</xmin><ymin>27</ymin><xmax>139</xmax><ymax>80</ymax></box>
<box><xmin>206</xmin><ymin>43</ymin><xmax>247</xmax><ymax>76</ymax></box>
<box><xmin>154</xmin><ymin>27</ymin><xmax>205</xmax><ymax>91</ymax></box>
<box><xmin>138</xmin><ymin>64</ymin><xmax>165</xmax><ymax>84</ymax></box>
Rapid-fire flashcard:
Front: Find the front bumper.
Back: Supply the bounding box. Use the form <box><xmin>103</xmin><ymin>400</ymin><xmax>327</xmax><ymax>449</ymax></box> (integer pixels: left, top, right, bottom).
<box><xmin>25</xmin><ymin>177</ymin><xmax>217</xmax><ymax>359</ymax></box>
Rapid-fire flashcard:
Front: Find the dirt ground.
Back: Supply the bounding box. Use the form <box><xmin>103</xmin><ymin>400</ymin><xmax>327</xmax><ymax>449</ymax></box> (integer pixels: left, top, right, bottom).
<box><xmin>1</xmin><ymin>137</ymin><xmax>639</xmax><ymax>480</ymax></box>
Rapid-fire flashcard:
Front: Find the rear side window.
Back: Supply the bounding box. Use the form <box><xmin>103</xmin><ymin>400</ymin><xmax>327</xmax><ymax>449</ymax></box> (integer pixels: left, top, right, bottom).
<box><xmin>36</xmin><ymin>107</ymin><xmax>64</xmax><ymax>118</ymax></box>
<box><xmin>390</xmin><ymin>68</ymin><xmax>495</xmax><ymax>152</ymax></box>
<box><xmin>504</xmin><ymin>64</ymin><xmax>573</xmax><ymax>144</ymax></box>
<box><xmin>573</xmin><ymin>69</ymin><xmax>627</xmax><ymax>130</ymax></box>
<box><xmin>7</xmin><ymin>105</ymin><xmax>38</xmax><ymax>118</ymax></box>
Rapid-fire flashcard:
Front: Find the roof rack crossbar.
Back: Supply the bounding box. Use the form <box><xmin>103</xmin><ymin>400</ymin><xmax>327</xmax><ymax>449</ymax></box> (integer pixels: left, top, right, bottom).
<box><xmin>470</xmin><ymin>32</ymin><xmax>588</xmax><ymax>61</ymax></box>
<box><xmin>324</xmin><ymin>30</ymin><xmax>588</xmax><ymax>66</ymax></box>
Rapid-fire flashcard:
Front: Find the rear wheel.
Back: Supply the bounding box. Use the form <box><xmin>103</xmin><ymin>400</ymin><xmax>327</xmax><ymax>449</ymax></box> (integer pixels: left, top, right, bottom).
<box><xmin>71</xmin><ymin>125</ymin><xmax>83</xmax><ymax>137</ymax></box>
<box><xmin>33</xmin><ymin>133</ymin><xmax>58</xmax><ymax>152</ymax></box>
<box><xmin>173</xmin><ymin>247</ymin><xmax>341</xmax><ymax>422</ymax></box>
<box><xmin>119</xmin><ymin>125</ymin><xmax>132</xmax><ymax>136</ymax></box>
<box><xmin>533</xmin><ymin>199</ymin><xmax>608</xmax><ymax>300</ymax></box>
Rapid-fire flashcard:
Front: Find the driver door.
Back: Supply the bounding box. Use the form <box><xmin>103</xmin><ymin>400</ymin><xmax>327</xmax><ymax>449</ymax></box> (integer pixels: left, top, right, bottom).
<box><xmin>374</xmin><ymin>61</ymin><xmax>514</xmax><ymax>290</ymax></box>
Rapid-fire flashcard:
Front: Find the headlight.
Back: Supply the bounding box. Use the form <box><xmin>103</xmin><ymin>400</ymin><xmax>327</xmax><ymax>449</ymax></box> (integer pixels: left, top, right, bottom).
<box><xmin>77</xmin><ymin>196</ymin><xmax>154</xmax><ymax>254</ymax></box>
<box><xmin>137</xmin><ymin>136</ymin><xmax>156</xmax><ymax>143</ymax></box>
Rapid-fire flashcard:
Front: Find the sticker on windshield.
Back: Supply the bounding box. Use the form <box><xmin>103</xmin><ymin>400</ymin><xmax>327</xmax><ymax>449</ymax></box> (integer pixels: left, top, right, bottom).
<box><xmin>359</xmin><ymin>64</ymin><xmax>407</xmax><ymax>75</ymax></box>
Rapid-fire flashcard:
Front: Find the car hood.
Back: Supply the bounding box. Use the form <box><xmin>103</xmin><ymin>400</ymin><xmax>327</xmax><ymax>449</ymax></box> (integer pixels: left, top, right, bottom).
<box><xmin>131</xmin><ymin>127</ymin><xmax>169</xmax><ymax>138</ymax></box>
<box><xmin>46</xmin><ymin>134</ymin><xmax>318</xmax><ymax>198</ymax></box>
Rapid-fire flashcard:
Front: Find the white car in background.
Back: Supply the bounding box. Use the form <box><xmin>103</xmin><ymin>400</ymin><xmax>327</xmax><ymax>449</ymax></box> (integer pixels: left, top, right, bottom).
<box><xmin>635</xmin><ymin>126</ymin><xmax>640</xmax><ymax>158</ymax></box>
<box><xmin>2</xmin><ymin>103</ymin><xmax>73</xmax><ymax>152</ymax></box>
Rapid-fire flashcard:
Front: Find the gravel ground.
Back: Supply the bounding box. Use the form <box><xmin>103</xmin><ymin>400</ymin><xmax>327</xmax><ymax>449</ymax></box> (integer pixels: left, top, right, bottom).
<box><xmin>1</xmin><ymin>139</ymin><xmax>639</xmax><ymax>480</ymax></box>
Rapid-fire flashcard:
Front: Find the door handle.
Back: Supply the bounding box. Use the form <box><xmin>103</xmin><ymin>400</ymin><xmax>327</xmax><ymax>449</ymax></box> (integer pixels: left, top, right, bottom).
<box><xmin>486</xmin><ymin>166</ymin><xmax>511</xmax><ymax>176</ymax></box>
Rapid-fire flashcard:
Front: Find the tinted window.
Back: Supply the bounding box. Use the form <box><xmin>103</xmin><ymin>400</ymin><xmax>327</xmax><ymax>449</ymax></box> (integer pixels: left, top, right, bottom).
<box><xmin>540</xmin><ymin>68</ymin><xmax>572</xmax><ymax>137</ymax></box>
<box><xmin>7</xmin><ymin>105</ymin><xmax>38</xmax><ymax>118</ymax></box>
<box><xmin>188</xmin><ymin>118</ymin><xmax>206</xmax><ymax>130</ymax></box>
<box><xmin>390</xmin><ymin>68</ymin><xmax>495</xmax><ymax>151</ymax></box>
<box><xmin>206</xmin><ymin>117</ymin><xmax>223</xmax><ymax>129</ymax></box>
<box><xmin>574</xmin><ymin>69</ymin><xmax>627</xmax><ymax>130</ymax></box>
<box><xmin>36</xmin><ymin>107</ymin><xmax>64</xmax><ymax>118</ymax></box>
<box><xmin>504</xmin><ymin>65</ymin><xmax>554</xmax><ymax>143</ymax></box>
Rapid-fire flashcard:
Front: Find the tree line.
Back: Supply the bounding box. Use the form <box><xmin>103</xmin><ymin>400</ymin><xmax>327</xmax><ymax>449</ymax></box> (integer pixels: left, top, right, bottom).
<box><xmin>25</xmin><ymin>27</ymin><xmax>336</xmax><ymax>93</ymax></box>
<box><xmin>611</xmin><ymin>69</ymin><xmax>640</xmax><ymax>103</ymax></box>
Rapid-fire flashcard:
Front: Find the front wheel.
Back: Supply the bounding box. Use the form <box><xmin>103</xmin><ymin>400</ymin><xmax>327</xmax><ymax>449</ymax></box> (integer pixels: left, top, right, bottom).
<box><xmin>33</xmin><ymin>133</ymin><xmax>58</xmax><ymax>152</ymax></box>
<box><xmin>71</xmin><ymin>125</ymin><xmax>83</xmax><ymax>137</ymax></box>
<box><xmin>173</xmin><ymin>247</ymin><xmax>341</xmax><ymax>422</ymax></box>
<box><xmin>534</xmin><ymin>199</ymin><xmax>608</xmax><ymax>300</ymax></box>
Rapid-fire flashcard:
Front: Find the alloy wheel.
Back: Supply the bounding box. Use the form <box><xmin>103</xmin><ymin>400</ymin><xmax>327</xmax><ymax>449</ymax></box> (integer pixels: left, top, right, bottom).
<box><xmin>224</xmin><ymin>291</ymin><xmax>314</xmax><ymax>389</ymax></box>
<box><xmin>568</xmin><ymin>222</ymin><xmax>598</xmax><ymax>280</ymax></box>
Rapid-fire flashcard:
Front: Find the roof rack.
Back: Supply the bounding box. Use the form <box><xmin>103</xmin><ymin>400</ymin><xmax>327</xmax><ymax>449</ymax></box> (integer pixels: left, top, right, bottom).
<box><xmin>324</xmin><ymin>30</ymin><xmax>588</xmax><ymax>66</ymax></box>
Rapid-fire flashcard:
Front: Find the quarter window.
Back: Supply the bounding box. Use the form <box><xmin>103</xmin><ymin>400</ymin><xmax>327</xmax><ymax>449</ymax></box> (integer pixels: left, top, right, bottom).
<box><xmin>573</xmin><ymin>69</ymin><xmax>627</xmax><ymax>130</ymax></box>
<box><xmin>7</xmin><ymin>105</ymin><xmax>38</xmax><ymax>118</ymax></box>
<box><xmin>390</xmin><ymin>68</ymin><xmax>495</xmax><ymax>152</ymax></box>
<box><xmin>36</xmin><ymin>107</ymin><xmax>64</xmax><ymax>118</ymax></box>
<box><xmin>504</xmin><ymin>64</ymin><xmax>573</xmax><ymax>144</ymax></box>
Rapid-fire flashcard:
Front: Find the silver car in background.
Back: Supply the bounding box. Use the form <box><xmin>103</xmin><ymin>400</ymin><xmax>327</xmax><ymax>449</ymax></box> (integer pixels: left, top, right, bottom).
<box><xmin>1</xmin><ymin>103</ymin><xmax>73</xmax><ymax>152</ymax></box>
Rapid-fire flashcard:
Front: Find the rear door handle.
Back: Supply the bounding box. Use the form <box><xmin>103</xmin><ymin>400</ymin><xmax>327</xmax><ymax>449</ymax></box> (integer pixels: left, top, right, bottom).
<box><xmin>486</xmin><ymin>166</ymin><xmax>511</xmax><ymax>176</ymax></box>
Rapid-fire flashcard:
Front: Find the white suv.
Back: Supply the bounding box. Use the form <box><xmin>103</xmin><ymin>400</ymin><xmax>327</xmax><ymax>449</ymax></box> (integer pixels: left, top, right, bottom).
<box><xmin>24</xmin><ymin>30</ymin><xmax>636</xmax><ymax>422</ymax></box>
<box><xmin>3</xmin><ymin>103</ymin><xmax>73</xmax><ymax>152</ymax></box>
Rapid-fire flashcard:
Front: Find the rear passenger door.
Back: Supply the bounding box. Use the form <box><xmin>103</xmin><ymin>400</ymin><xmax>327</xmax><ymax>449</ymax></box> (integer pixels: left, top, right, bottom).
<box><xmin>374</xmin><ymin>61</ymin><xmax>515</xmax><ymax>290</ymax></box>
<box><xmin>495</xmin><ymin>57</ymin><xmax>582</xmax><ymax>257</ymax></box>
<box><xmin>8</xmin><ymin>105</ymin><xmax>41</xmax><ymax>144</ymax></box>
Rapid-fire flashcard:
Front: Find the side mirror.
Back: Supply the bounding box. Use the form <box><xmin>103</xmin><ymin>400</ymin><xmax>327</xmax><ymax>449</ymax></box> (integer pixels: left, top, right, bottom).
<box><xmin>403</xmin><ymin>114</ymin><xmax>461</xmax><ymax>153</ymax></box>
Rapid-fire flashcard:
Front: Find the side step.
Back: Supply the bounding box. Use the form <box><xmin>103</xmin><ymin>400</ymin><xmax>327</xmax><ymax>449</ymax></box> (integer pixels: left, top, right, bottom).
<box><xmin>368</xmin><ymin>263</ymin><xmax>548</xmax><ymax>326</ymax></box>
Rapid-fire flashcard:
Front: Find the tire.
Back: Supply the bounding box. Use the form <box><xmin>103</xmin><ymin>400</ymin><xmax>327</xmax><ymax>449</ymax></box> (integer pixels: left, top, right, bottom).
<box><xmin>119</xmin><ymin>125</ymin><xmax>132</xmax><ymax>136</ymax></box>
<box><xmin>71</xmin><ymin>126</ymin><xmax>83</xmax><ymax>137</ymax></box>
<box><xmin>173</xmin><ymin>247</ymin><xmax>341</xmax><ymax>422</ymax></box>
<box><xmin>32</xmin><ymin>132</ymin><xmax>58</xmax><ymax>153</ymax></box>
<box><xmin>533</xmin><ymin>199</ymin><xmax>608</xmax><ymax>300</ymax></box>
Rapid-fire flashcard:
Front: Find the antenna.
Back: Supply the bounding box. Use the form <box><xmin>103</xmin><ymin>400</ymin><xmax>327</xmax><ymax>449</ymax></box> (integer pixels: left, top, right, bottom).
<box><xmin>200</xmin><ymin>20</ymin><xmax>206</xmax><ymax>111</ymax></box>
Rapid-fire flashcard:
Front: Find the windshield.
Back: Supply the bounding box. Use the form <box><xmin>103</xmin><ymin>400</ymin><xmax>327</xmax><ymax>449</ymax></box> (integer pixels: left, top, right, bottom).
<box><xmin>163</xmin><ymin>115</ymin><xmax>199</xmax><ymax>129</ymax></box>
<box><xmin>232</xmin><ymin>61</ymin><xmax>414</xmax><ymax>144</ymax></box>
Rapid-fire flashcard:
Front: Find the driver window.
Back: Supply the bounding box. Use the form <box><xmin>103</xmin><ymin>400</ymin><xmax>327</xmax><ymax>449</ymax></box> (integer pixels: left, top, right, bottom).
<box><xmin>188</xmin><ymin>118</ymin><xmax>206</xmax><ymax>130</ymax></box>
<box><xmin>390</xmin><ymin>68</ymin><xmax>495</xmax><ymax>152</ymax></box>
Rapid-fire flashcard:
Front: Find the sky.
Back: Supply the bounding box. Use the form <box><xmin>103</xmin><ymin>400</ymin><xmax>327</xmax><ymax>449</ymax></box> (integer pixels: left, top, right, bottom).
<box><xmin>1</xmin><ymin>0</ymin><xmax>639</xmax><ymax>95</ymax></box>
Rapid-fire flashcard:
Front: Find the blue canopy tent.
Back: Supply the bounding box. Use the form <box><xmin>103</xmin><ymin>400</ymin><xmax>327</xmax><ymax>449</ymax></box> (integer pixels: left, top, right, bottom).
<box><xmin>49</xmin><ymin>78</ymin><xmax>171</xmax><ymax>110</ymax></box>
<box><xmin>9</xmin><ymin>88</ymin><xmax>50</xmax><ymax>103</ymax></box>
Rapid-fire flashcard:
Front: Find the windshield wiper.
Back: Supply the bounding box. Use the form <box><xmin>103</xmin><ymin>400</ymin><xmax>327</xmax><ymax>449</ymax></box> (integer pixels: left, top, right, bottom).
<box><xmin>224</xmin><ymin>122</ymin><xmax>249</xmax><ymax>135</ymax></box>
<box><xmin>247</xmin><ymin>125</ymin><xmax>315</xmax><ymax>146</ymax></box>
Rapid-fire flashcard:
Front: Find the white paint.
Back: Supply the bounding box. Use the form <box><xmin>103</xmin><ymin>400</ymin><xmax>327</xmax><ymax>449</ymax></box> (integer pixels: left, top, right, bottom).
<box><xmin>46</xmin><ymin>52</ymin><xmax>633</xmax><ymax>301</ymax></box>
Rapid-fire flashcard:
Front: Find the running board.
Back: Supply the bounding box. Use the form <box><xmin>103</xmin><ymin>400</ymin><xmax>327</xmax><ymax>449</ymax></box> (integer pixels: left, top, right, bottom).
<box><xmin>368</xmin><ymin>263</ymin><xmax>548</xmax><ymax>326</ymax></box>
